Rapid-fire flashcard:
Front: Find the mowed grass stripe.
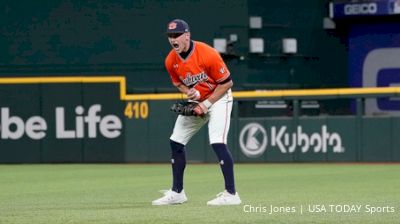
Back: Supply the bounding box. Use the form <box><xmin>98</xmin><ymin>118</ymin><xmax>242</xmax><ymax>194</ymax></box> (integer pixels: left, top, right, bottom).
<box><xmin>0</xmin><ymin>164</ymin><xmax>399</xmax><ymax>224</ymax></box>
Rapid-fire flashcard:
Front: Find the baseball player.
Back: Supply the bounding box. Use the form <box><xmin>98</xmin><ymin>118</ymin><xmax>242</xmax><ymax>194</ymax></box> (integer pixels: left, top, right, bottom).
<box><xmin>152</xmin><ymin>19</ymin><xmax>241</xmax><ymax>206</ymax></box>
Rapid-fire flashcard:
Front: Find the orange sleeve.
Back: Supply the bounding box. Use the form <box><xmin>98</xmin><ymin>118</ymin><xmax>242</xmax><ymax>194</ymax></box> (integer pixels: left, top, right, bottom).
<box><xmin>204</xmin><ymin>47</ymin><xmax>230</xmax><ymax>83</ymax></box>
<box><xmin>165</xmin><ymin>55</ymin><xmax>181</xmax><ymax>86</ymax></box>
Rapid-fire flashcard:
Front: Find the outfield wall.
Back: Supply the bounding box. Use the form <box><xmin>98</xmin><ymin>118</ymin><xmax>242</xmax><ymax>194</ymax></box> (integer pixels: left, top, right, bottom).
<box><xmin>0</xmin><ymin>77</ymin><xmax>399</xmax><ymax>163</ymax></box>
<box><xmin>126</xmin><ymin>107</ymin><xmax>400</xmax><ymax>163</ymax></box>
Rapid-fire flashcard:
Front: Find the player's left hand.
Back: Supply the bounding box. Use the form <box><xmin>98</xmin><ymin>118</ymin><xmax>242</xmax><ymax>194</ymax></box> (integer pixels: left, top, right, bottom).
<box><xmin>193</xmin><ymin>103</ymin><xmax>207</xmax><ymax>116</ymax></box>
<box><xmin>193</xmin><ymin>100</ymin><xmax>212</xmax><ymax>116</ymax></box>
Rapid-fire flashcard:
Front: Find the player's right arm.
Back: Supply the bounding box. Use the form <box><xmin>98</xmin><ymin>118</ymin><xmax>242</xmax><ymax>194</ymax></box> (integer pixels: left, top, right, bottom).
<box><xmin>174</xmin><ymin>83</ymin><xmax>201</xmax><ymax>100</ymax></box>
<box><xmin>173</xmin><ymin>82</ymin><xmax>190</xmax><ymax>95</ymax></box>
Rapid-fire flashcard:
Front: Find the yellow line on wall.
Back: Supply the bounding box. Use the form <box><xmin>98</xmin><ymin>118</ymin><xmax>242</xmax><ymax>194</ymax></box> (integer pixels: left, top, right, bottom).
<box><xmin>124</xmin><ymin>93</ymin><xmax>186</xmax><ymax>100</ymax></box>
<box><xmin>0</xmin><ymin>76</ymin><xmax>400</xmax><ymax>101</ymax></box>
<box><xmin>126</xmin><ymin>87</ymin><xmax>400</xmax><ymax>100</ymax></box>
<box><xmin>0</xmin><ymin>76</ymin><xmax>124</xmax><ymax>84</ymax></box>
<box><xmin>232</xmin><ymin>87</ymin><xmax>400</xmax><ymax>98</ymax></box>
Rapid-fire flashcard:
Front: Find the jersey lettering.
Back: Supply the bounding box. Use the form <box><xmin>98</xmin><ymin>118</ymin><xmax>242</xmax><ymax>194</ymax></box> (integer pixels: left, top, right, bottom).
<box><xmin>182</xmin><ymin>72</ymin><xmax>208</xmax><ymax>87</ymax></box>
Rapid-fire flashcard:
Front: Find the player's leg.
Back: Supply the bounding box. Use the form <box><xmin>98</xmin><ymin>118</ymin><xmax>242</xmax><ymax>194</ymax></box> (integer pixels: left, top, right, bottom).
<box><xmin>170</xmin><ymin>115</ymin><xmax>208</xmax><ymax>146</ymax></box>
<box><xmin>207</xmin><ymin>96</ymin><xmax>241</xmax><ymax>205</ymax></box>
<box><xmin>152</xmin><ymin>115</ymin><xmax>208</xmax><ymax>205</ymax></box>
<box><xmin>208</xmin><ymin>99</ymin><xmax>235</xmax><ymax>194</ymax></box>
<box><xmin>170</xmin><ymin>140</ymin><xmax>186</xmax><ymax>194</ymax></box>
<box><xmin>211</xmin><ymin>143</ymin><xmax>235</xmax><ymax>194</ymax></box>
<box><xmin>170</xmin><ymin>115</ymin><xmax>207</xmax><ymax>191</ymax></box>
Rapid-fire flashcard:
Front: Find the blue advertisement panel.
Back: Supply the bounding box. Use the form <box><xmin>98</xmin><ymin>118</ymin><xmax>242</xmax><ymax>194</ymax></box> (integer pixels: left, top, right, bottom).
<box><xmin>348</xmin><ymin>22</ymin><xmax>400</xmax><ymax>115</ymax></box>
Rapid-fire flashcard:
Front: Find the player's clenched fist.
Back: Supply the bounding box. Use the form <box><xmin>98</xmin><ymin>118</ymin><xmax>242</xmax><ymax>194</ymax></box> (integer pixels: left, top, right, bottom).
<box><xmin>186</xmin><ymin>88</ymin><xmax>201</xmax><ymax>101</ymax></box>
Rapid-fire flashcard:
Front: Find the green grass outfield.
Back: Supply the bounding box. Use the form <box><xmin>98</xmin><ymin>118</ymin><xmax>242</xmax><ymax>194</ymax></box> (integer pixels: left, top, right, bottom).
<box><xmin>0</xmin><ymin>164</ymin><xmax>399</xmax><ymax>224</ymax></box>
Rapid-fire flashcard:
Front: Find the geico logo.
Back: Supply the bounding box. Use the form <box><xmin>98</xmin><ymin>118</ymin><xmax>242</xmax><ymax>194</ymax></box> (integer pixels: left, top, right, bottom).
<box><xmin>344</xmin><ymin>3</ymin><xmax>377</xmax><ymax>15</ymax></box>
<box><xmin>56</xmin><ymin>104</ymin><xmax>122</xmax><ymax>139</ymax></box>
<box><xmin>0</xmin><ymin>108</ymin><xmax>47</xmax><ymax>140</ymax></box>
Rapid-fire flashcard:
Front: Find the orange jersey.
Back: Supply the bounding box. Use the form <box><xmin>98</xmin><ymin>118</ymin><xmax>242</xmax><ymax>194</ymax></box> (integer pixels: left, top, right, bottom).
<box><xmin>165</xmin><ymin>41</ymin><xmax>231</xmax><ymax>101</ymax></box>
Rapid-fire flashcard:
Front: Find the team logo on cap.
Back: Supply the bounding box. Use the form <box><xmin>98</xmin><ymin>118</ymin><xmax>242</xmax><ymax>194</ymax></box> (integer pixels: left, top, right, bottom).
<box><xmin>169</xmin><ymin>22</ymin><xmax>177</xmax><ymax>30</ymax></box>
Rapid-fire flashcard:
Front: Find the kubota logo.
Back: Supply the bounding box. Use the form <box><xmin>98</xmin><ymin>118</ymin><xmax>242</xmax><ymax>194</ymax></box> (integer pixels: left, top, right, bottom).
<box><xmin>239</xmin><ymin>123</ymin><xmax>345</xmax><ymax>158</ymax></box>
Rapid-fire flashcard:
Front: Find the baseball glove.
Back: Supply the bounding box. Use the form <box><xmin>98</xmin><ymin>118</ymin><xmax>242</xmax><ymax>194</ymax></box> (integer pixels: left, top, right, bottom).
<box><xmin>170</xmin><ymin>101</ymin><xmax>198</xmax><ymax>116</ymax></box>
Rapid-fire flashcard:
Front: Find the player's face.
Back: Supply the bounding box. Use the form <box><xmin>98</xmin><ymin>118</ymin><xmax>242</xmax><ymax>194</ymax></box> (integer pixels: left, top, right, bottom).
<box><xmin>168</xmin><ymin>32</ymin><xmax>190</xmax><ymax>53</ymax></box>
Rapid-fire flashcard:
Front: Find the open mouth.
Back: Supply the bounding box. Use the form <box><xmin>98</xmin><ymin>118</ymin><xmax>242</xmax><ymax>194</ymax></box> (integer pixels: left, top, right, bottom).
<box><xmin>172</xmin><ymin>43</ymin><xmax>179</xmax><ymax>49</ymax></box>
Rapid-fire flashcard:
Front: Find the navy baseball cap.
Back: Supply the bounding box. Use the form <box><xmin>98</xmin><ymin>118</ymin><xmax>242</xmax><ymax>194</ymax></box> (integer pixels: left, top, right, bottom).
<box><xmin>166</xmin><ymin>19</ymin><xmax>190</xmax><ymax>34</ymax></box>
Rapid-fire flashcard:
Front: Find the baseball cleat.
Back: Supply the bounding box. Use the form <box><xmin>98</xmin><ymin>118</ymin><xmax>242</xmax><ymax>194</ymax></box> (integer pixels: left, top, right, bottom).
<box><xmin>152</xmin><ymin>189</ymin><xmax>187</xmax><ymax>205</ymax></box>
<box><xmin>207</xmin><ymin>190</ymin><xmax>241</xmax><ymax>206</ymax></box>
